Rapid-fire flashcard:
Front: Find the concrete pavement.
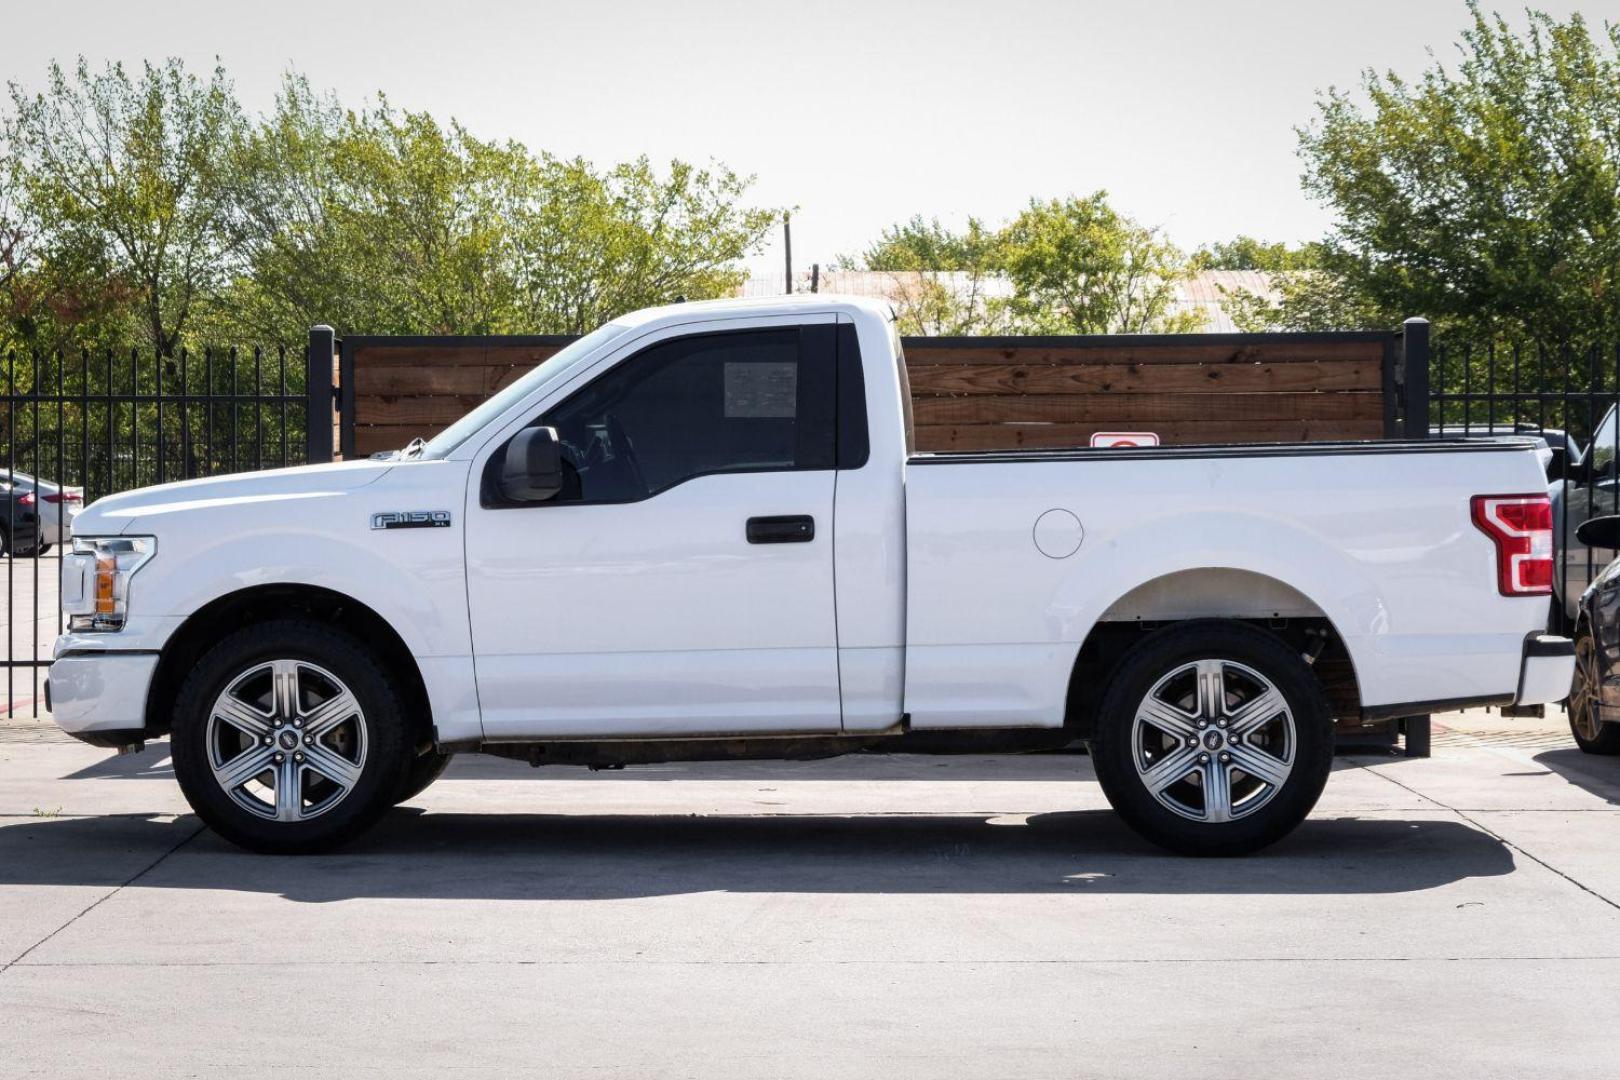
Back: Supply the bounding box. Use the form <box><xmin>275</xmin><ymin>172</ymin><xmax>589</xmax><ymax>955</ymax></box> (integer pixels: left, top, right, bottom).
<box><xmin>1</xmin><ymin>711</ymin><xmax>1618</xmax><ymax>1078</ymax></box>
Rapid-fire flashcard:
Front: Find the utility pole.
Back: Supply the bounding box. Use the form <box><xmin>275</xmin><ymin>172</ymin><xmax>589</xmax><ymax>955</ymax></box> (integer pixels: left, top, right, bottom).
<box><xmin>810</xmin><ymin>263</ymin><xmax>820</xmax><ymax>293</ymax></box>
<box><xmin>783</xmin><ymin>213</ymin><xmax>793</xmax><ymax>294</ymax></box>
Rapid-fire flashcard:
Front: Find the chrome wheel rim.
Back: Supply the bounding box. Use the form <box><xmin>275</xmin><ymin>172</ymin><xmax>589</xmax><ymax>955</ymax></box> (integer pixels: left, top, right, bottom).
<box><xmin>1571</xmin><ymin>634</ymin><xmax>1602</xmax><ymax>742</ymax></box>
<box><xmin>206</xmin><ymin>659</ymin><xmax>367</xmax><ymax>823</ymax></box>
<box><xmin>1131</xmin><ymin>658</ymin><xmax>1296</xmax><ymax>824</ymax></box>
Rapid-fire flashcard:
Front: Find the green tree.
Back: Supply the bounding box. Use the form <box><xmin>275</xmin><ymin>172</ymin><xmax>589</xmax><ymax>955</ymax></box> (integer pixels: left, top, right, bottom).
<box><xmin>999</xmin><ymin>193</ymin><xmax>1199</xmax><ymax>334</ymax></box>
<box><xmin>220</xmin><ymin>82</ymin><xmax>531</xmax><ymax>340</ymax></box>
<box><xmin>1293</xmin><ymin>4</ymin><xmax>1620</xmax><ymax>338</ymax></box>
<box><xmin>851</xmin><ymin>196</ymin><xmax>1198</xmax><ymax>335</ymax></box>
<box><xmin>215</xmin><ymin>75</ymin><xmax>778</xmax><ymax>342</ymax></box>
<box><xmin>509</xmin><ymin>155</ymin><xmax>777</xmax><ymax>335</ymax></box>
<box><xmin>1191</xmin><ymin>236</ymin><xmax>1322</xmax><ymax>272</ymax></box>
<box><xmin>4</xmin><ymin>58</ymin><xmax>251</xmax><ymax>354</ymax></box>
<box><xmin>850</xmin><ymin>215</ymin><xmax>1010</xmax><ymax>335</ymax></box>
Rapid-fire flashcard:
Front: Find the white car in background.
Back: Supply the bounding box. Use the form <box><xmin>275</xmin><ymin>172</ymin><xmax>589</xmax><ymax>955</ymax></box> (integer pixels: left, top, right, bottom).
<box><xmin>0</xmin><ymin>470</ymin><xmax>84</xmax><ymax>550</ymax></box>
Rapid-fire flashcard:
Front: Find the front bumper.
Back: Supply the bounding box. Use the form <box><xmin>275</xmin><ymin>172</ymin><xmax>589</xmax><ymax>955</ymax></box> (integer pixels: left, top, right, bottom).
<box><xmin>1516</xmin><ymin>634</ymin><xmax>1575</xmax><ymax>706</ymax></box>
<box><xmin>48</xmin><ymin>651</ymin><xmax>158</xmax><ymax>743</ymax></box>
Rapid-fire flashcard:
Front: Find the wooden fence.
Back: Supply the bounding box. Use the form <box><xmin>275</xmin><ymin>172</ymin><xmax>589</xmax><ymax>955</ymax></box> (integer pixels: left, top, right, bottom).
<box><xmin>329</xmin><ymin>328</ymin><xmax>1417</xmax><ymax>459</ymax></box>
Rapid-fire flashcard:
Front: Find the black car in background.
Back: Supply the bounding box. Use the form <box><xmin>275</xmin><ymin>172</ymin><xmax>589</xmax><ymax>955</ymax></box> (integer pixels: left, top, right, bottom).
<box><xmin>0</xmin><ymin>479</ymin><xmax>43</xmax><ymax>557</ymax></box>
<box><xmin>1567</xmin><ymin>514</ymin><xmax>1620</xmax><ymax>754</ymax></box>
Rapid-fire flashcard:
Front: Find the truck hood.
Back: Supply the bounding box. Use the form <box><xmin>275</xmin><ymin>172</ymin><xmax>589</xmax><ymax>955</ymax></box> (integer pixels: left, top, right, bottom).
<box><xmin>74</xmin><ymin>459</ymin><xmax>396</xmax><ymax>537</ymax></box>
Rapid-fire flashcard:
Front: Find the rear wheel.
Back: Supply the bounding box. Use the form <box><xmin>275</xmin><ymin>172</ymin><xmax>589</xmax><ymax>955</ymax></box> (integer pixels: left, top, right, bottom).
<box><xmin>1569</xmin><ymin>626</ymin><xmax>1620</xmax><ymax>755</ymax></box>
<box><xmin>171</xmin><ymin>619</ymin><xmax>413</xmax><ymax>853</ymax></box>
<box><xmin>1091</xmin><ymin>621</ymin><xmax>1335</xmax><ymax>856</ymax></box>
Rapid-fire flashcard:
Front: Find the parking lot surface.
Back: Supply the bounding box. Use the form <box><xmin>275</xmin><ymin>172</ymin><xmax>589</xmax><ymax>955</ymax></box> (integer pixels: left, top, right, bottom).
<box><xmin>2</xmin><ymin>711</ymin><xmax>1618</xmax><ymax>1079</ymax></box>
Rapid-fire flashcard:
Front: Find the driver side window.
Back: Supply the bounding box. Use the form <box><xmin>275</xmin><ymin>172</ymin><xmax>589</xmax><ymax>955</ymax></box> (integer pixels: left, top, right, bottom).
<box><xmin>539</xmin><ymin>327</ymin><xmax>835</xmax><ymax>505</ymax></box>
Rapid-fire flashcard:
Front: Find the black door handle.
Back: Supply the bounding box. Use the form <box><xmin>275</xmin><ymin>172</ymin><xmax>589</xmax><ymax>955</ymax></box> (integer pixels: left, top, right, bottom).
<box><xmin>747</xmin><ymin>515</ymin><xmax>815</xmax><ymax>544</ymax></box>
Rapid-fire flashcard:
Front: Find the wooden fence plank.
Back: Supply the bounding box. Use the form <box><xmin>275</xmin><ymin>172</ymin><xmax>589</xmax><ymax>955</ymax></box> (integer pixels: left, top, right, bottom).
<box><xmin>348</xmin><ymin>343</ymin><xmax>569</xmax><ymax>369</ymax></box>
<box><xmin>902</xmin><ymin>341</ymin><xmax>1386</xmax><ymax>366</ymax></box>
<box><xmin>913</xmin><ymin>420</ymin><xmax>1387</xmax><ymax>451</ymax></box>
<box><xmin>354</xmin><ymin>365</ymin><xmax>532</xmax><ymax>396</ymax></box>
<box><xmin>906</xmin><ymin>359</ymin><xmax>1379</xmax><ymax>396</ymax></box>
<box><xmin>911</xmin><ymin>392</ymin><xmax>1384</xmax><ymax>426</ymax></box>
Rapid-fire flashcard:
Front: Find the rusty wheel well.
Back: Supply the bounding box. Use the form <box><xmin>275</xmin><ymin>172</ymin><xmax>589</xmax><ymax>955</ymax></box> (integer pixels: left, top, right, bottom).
<box><xmin>1063</xmin><ymin>617</ymin><xmax>1362</xmax><ymax>738</ymax></box>
<box><xmin>144</xmin><ymin>584</ymin><xmax>432</xmax><ymax>746</ymax></box>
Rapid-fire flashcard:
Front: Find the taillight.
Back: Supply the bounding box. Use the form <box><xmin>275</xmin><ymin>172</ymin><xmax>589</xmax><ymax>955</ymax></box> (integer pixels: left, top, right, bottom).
<box><xmin>1471</xmin><ymin>494</ymin><xmax>1553</xmax><ymax>596</ymax></box>
<box><xmin>17</xmin><ymin>491</ymin><xmax>34</xmax><ymax>508</ymax></box>
<box><xmin>43</xmin><ymin>490</ymin><xmax>82</xmax><ymax>504</ymax></box>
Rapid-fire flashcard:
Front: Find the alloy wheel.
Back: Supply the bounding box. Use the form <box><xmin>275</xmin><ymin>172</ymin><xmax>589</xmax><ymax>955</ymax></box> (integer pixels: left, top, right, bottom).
<box><xmin>1571</xmin><ymin>633</ymin><xmax>1603</xmax><ymax>742</ymax></box>
<box><xmin>206</xmin><ymin>659</ymin><xmax>368</xmax><ymax>822</ymax></box>
<box><xmin>1130</xmin><ymin>658</ymin><xmax>1296</xmax><ymax>823</ymax></box>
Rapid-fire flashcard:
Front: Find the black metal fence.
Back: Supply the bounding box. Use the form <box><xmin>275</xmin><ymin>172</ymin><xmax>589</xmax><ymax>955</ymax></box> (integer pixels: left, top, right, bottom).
<box><xmin>0</xmin><ymin>340</ymin><xmax>331</xmax><ymax>718</ymax></box>
<box><xmin>1429</xmin><ymin>336</ymin><xmax>1620</xmax><ymax>632</ymax></box>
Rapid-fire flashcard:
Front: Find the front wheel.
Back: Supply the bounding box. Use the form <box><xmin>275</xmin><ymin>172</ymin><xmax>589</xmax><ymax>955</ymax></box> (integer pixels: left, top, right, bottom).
<box><xmin>170</xmin><ymin>619</ymin><xmax>413</xmax><ymax>853</ymax></box>
<box><xmin>1091</xmin><ymin>621</ymin><xmax>1335</xmax><ymax>856</ymax></box>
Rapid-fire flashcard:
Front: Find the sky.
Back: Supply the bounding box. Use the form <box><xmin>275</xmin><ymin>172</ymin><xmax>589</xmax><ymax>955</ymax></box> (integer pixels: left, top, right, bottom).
<box><xmin>3</xmin><ymin>0</ymin><xmax>1615</xmax><ymax>276</ymax></box>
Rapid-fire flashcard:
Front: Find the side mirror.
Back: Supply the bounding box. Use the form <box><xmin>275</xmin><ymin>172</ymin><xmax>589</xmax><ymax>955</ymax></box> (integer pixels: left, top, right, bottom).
<box><xmin>499</xmin><ymin>426</ymin><xmax>564</xmax><ymax>502</ymax></box>
<box><xmin>1576</xmin><ymin>514</ymin><xmax>1620</xmax><ymax>551</ymax></box>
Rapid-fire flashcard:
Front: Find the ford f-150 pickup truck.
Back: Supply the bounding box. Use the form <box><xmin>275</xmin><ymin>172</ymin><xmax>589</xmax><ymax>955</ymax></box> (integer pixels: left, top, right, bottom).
<box><xmin>48</xmin><ymin>296</ymin><xmax>1574</xmax><ymax>855</ymax></box>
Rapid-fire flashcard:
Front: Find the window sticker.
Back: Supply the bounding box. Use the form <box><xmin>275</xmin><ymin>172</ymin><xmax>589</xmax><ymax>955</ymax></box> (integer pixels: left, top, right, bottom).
<box><xmin>724</xmin><ymin>361</ymin><xmax>797</xmax><ymax>418</ymax></box>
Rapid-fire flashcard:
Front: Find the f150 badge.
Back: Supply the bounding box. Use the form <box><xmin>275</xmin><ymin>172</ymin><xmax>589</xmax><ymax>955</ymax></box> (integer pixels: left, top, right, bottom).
<box><xmin>371</xmin><ymin>510</ymin><xmax>452</xmax><ymax>530</ymax></box>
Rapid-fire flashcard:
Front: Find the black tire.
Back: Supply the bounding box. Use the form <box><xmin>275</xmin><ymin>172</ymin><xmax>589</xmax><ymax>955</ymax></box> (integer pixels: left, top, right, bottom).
<box><xmin>1569</xmin><ymin>625</ymin><xmax>1620</xmax><ymax>755</ymax></box>
<box><xmin>396</xmin><ymin>750</ymin><xmax>454</xmax><ymax>804</ymax></box>
<box><xmin>0</xmin><ymin>525</ymin><xmax>9</xmax><ymax>557</ymax></box>
<box><xmin>170</xmin><ymin>619</ymin><xmax>413</xmax><ymax>854</ymax></box>
<box><xmin>1091</xmin><ymin>620</ymin><xmax>1335</xmax><ymax>856</ymax></box>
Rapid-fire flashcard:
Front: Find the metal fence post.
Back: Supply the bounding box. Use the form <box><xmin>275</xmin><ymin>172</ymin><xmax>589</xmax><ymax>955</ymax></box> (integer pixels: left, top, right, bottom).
<box><xmin>1398</xmin><ymin>321</ymin><xmax>1434</xmax><ymax>756</ymax></box>
<box><xmin>306</xmin><ymin>325</ymin><xmax>336</xmax><ymax>464</ymax></box>
<box><xmin>1401</xmin><ymin>317</ymin><xmax>1431</xmax><ymax>438</ymax></box>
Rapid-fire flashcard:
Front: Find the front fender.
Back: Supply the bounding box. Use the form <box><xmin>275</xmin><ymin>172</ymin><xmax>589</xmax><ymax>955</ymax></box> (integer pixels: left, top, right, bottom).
<box><xmin>87</xmin><ymin>460</ymin><xmax>481</xmax><ymax>742</ymax></box>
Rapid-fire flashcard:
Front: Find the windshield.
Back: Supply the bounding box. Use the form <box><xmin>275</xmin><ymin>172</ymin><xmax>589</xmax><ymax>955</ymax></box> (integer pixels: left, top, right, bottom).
<box><xmin>418</xmin><ymin>321</ymin><xmax>633</xmax><ymax>459</ymax></box>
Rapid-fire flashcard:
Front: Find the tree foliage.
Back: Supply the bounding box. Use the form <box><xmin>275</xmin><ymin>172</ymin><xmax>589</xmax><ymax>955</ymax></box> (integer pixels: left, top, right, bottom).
<box><xmin>1283</xmin><ymin>3</ymin><xmax>1620</xmax><ymax>337</ymax></box>
<box><xmin>0</xmin><ymin>61</ymin><xmax>780</xmax><ymax>351</ymax></box>
<box><xmin>1000</xmin><ymin>195</ymin><xmax>1198</xmax><ymax>334</ymax></box>
<box><xmin>853</xmin><ymin>215</ymin><xmax>1011</xmax><ymax>335</ymax></box>
<box><xmin>1191</xmin><ymin>236</ymin><xmax>1322</xmax><ymax>272</ymax></box>
<box><xmin>851</xmin><ymin>194</ymin><xmax>1197</xmax><ymax>335</ymax></box>
<box><xmin>4</xmin><ymin>59</ymin><xmax>249</xmax><ymax>353</ymax></box>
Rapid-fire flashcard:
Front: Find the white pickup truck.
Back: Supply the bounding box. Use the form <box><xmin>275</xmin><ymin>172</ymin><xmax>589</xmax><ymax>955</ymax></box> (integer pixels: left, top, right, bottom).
<box><xmin>49</xmin><ymin>296</ymin><xmax>1573</xmax><ymax>855</ymax></box>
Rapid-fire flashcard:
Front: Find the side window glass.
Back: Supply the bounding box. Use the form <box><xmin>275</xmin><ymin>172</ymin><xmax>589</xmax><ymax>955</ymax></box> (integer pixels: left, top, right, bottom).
<box><xmin>539</xmin><ymin>328</ymin><xmax>833</xmax><ymax>504</ymax></box>
<box><xmin>1591</xmin><ymin>406</ymin><xmax>1617</xmax><ymax>479</ymax></box>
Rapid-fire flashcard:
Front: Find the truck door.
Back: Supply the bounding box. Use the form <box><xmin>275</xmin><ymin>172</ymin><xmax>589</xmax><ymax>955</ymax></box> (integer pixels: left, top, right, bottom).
<box><xmin>464</xmin><ymin>316</ymin><xmax>842</xmax><ymax>740</ymax></box>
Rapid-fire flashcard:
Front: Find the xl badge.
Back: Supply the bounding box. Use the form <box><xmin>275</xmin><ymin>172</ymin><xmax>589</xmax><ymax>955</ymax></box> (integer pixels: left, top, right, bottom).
<box><xmin>372</xmin><ymin>510</ymin><xmax>452</xmax><ymax>530</ymax></box>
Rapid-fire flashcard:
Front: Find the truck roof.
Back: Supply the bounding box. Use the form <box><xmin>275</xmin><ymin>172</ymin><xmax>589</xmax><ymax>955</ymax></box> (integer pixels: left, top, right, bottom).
<box><xmin>611</xmin><ymin>292</ymin><xmax>895</xmax><ymax>330</ymax></box>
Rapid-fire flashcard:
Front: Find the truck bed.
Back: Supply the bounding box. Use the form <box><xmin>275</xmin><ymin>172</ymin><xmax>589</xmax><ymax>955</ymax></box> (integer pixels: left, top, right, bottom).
<box><xmin>901</xmin><ymin>435</ymin><xmax>1552</xmax><ymax>730</ymax></box>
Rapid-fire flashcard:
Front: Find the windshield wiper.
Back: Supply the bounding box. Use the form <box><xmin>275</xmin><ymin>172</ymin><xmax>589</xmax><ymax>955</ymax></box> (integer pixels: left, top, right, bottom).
<box><xmin>370</xmin><ymin>437</ymin><xmax>428</xmax><ymax>462</ymax></box>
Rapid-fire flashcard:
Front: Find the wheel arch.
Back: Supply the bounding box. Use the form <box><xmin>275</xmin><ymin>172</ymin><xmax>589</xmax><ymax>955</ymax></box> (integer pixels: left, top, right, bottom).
<box><xmin>144</xmin><ymin>583</ymin><xmax>433</xmax><ymax>748</ymax></box>
<box><xmin>1062</xmin><ymin>569</ymin><xmax>1364</xmax><ymax>739</ymax></box>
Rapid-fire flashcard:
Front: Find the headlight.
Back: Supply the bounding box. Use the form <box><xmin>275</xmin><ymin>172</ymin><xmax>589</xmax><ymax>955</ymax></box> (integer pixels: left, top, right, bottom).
<box><xmin>63</xmin><ymin>536</ymin><xmax>156</xmax><ymax>631</ymax></box>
